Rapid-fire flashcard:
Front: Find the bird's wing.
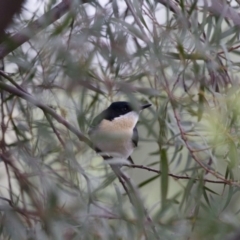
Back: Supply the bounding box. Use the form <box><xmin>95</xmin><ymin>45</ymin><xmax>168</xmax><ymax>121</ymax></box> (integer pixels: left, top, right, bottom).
<box><xmin>127</xmin><ymin>126</ymin><xmax>138</xmax><ymax>164</ymax></box>
<box><xmin>88</xmin><ymin>110</ymin><xmax>107</xmax><ymax>135</ymax></box>
<box><xmin>132</xmin><ymin>126</ymin><xmax>138</xmax><ymax>147</ymax></box>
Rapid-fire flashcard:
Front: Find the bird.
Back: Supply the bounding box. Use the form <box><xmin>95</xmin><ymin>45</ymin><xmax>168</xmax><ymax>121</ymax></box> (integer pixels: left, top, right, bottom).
<box><xmin>88</xmin><ymin>101</ymin><xmax>151</xmax><ymax>164</ymax></box>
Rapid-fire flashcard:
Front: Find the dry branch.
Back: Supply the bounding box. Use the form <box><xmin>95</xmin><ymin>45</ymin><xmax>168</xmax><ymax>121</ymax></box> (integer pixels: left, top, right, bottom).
<box><xmin>0</xmin><ymin>0</ymin><xmax>78</xmax><ymax>59</ymax></box>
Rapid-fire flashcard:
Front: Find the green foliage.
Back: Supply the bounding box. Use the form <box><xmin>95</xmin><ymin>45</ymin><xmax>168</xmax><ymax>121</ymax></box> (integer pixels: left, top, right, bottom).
<box><xmin>0</xmin><ymin>0</ymin><xmax>240</xmax><ymax>239</ymax></box>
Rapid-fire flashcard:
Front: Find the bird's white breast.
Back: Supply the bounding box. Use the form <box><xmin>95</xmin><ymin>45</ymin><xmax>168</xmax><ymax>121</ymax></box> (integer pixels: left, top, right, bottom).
<box><xmin>90</xmin><ymin>111</ymin><xmax>139</xmax><ymax>158</ymax></box>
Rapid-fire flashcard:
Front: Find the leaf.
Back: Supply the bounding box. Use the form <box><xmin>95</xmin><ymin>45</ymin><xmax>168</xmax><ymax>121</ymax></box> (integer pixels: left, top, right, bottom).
<box><xmin>228</xmin><ymin>141</ymin><xmax>238</xmax><ymax>169</ymax></box>
<box><xmin>204</xmin><ymin>186</ymin><xmax>219</xmax><ymax>195</ymax></box>
<box><xmin>93</xmin><ymin>172</ymin><xmax>117</xmax><ymax>193</ymax></box>
<box><xmin>180</xmin><ymin>0</ymin><xmax>185</xmax><ymax>11</ymax></box>
<box><xmin>188</xmin><ymin>0</ymin><xmax>198</xmax><ymax>17</ymax></box>
<box><xmin>222</xmin><ymin>186</ymin><xmax>234</xmax><ymax>211</ymax></box>
<box><xmin>180</xmin><ymin>178</ymin><xmax>195</xmax><ymax>210</ymax></box>
<box><xmin>198</xmin><ymin>83</ymin><xmax>205</xmax><ymax>121</ymax></box>
<box><xmin>219</xmin><ymin>26</ymin><xmax>238</xmax><ymax>40</ymax></box>
<box><xmin>112</xmin><ymin>0</ymin><xmax>119</xmax><ymax>18</ymax></box>
<box><xmin>111</xmin><ymin>18</ymin><xmax>146</xmax><ymax>41</ymax></box>
<box><xmin>137</xmin><ymin>174</ymin><xmax>160</xmax><ymax>188</ymax></box>
<box><xmin>203</xmin><ymin>188</ymin><xmax>210</xmax><ymax>206</ymax></box>
<box><xmin>224</xmin><ymin>167</ymin><xmax>234</xmax><ymax>180</ymax></box>
<box><xmin>161</xmin><ymin>148</ymin><xmax>168</xmax><ymax>206</ymax></box>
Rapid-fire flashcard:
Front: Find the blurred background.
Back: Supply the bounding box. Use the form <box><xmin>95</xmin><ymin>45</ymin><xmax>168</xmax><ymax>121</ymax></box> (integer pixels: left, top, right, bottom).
<box><xmin>0</xmin><ymin>0</ymin><xmax>240</xmax><ymax>239</ymax></box>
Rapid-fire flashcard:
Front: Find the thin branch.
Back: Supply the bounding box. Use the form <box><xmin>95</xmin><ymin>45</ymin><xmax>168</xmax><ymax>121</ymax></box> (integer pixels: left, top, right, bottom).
<box><xmin>0</xmin><ymin>74</ymin><xmax>159</xmax><ymax>235</ymax></box>
<box><xmin>0</xmin><ymin>80</ymin><xmax>93</xmax><ymax>148</ymax></box>
<box><xmin>44</xmin><ymin>111</ymin><xmax>66</xmax><ymax>147</ymax></box>
<box><xmin>124</xmin><ymin>164</ymin><xmax>234</xmax><ymax>184</ymax></box>
<box><xmin>124</xmin><ymin>0</ymin><xmax>151</xmax><ymax>43</ymax></box>
<box><xmin>0</xmin><ymin>0</ymin><xmax>25</xmax><ymax>39</ymax></box>
<box><xmin>172</xmin><ymin>108</ymin><xmax>236</xmax><ymax>186</ymax></box>
<box><xmin>111</xmin><ymin>165</ymin><xmax>160</xmax><ymax>239</ymax></box>
<box><xmin>88</xmin><ymin>213</ymin><xmax>122</xmax><ymax>220</ymax></box>
<box><xmin>0</xmin><ymin>70</ymin><xmax>30</xmax><ymax>94</ymax></box>
<box><xmin>155</xmin><ymin>0</ymin><xmax>180</xmax><ymax>15</ymax></box>
<box><xmin>218</xmin><ymin>44</ymin><xmax>240</xmax><ymax>54</ymax></box>
<box><xmin>0</xmin><ymin>0</ymin><xmax>82</xmax><ymax>59</ymax></box>
<box><xmin>0</xmin><ymin>197</ymin><xmax>39</xmax><ymax>221</ymax></box>
<box><xmin>0</xmin><ymin>153</ymin><xmax>43</xmax><ymax>224</ymax></box>
<box><xmin>0</xmin><ymin>71</ymin><xmax>238</xmax><ymax>189</ymax></box>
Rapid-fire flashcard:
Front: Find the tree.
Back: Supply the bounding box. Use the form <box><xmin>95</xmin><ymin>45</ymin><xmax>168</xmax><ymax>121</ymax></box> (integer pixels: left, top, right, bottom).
<box><xmin>0</xmin><ymin>0</ymin><xmax>240</xmax><ymax>239</ymax></box>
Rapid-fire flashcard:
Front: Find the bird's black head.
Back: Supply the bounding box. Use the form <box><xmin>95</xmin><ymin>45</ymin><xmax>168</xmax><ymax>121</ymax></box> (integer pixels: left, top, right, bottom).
<box><xmin>91</xmin><ymin>101</ymin><xmax>151</xmax><ymax>126</ymax></box>
<box><xmin>106</xmin><ymin>101</ymin><xmax>133</xmax><ymax>120</ymax></box>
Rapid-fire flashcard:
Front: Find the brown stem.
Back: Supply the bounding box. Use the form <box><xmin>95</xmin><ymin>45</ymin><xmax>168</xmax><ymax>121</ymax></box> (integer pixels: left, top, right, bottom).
<box><xmin>0</xmin><ymin>0</ymin><xmax>79</xmax><ymax>59</ymax></box>
<box><xmin>0</xmin><ymin>81</ymin><xmax>93</xmax><ymax>148</ymax></box>
<box><xmin>124</xmin><ymin>164</ymin><xmax>234</xmax><ymax>184</ymax></box>
<box><xmin>0</xmin><ymin>0</ymin><xmax>26</xmax><ymax>40</ymax></box>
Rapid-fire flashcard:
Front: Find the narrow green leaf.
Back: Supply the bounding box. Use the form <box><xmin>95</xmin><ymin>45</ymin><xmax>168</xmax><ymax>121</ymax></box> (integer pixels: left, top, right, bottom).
<box><xmin>220</xmin><ymin>26</ymin><xmax>237</xmax><ymax>40</ymax></box>
<box><xmin>111</xmin><ymin>18</ymin><xmax>145</xmax><ymax>41</ymax></box>
<box><xmin>204</xmin><ymin>186</ymin><xmax>219</xmax><ymax>195</ymax></box>
<box><xmin>203</xmin><ymin>188</ymin><xmax>210</xmax><ymax>206</ymax></box>
<box><xmin>222</xmin><ymin>186</ymin><xmax>234</xmax><ymax>211</ymax></box>
<box><xmin>180</xmin><ymin>0</ymin><xmax>185</xmax><ymax>12</ymax></box>
<box><xmin>161</xmin><ymin>148</ymin><xmax>168</xmax><ymax>206</ymax></box>
<box><xmin>188</xmin><ymin>0</ymin><xmax>198</xmax><ymax>17</ymax></box>
<box><xmin>137</xmin><ymin>174</ymin><xmax>160</xmax><ymax>188</ymax></box>
<box><xmin>180</xmin><ymin>178</ymin><xmax>195</xmax><ymax>210</ymax></box>
<box><xmin>198</xmin><ymin>83</ymin><xmax>205</xmax><ymax>121</ymax></box>
<box><xmin>228</xmin><ymin>141</ymin><xmax>238</xmax><ymax>168</ymax></box>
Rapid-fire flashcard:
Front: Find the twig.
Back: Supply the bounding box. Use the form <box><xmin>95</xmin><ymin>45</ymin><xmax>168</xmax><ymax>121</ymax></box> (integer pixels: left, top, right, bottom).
<box><xmin>0</xmin><ymin>154</ymin><xmax>43</xmax><ymax>225</ymax></box>
<box><xmin>172</xmin><ymin>108</ymin><xmax>235</xmax><ymax>185</ymax></box>
<box><xmin>44</xmin><ymin>112</ymin><xmax>66</xmax><ymax>147</ymax></box>
<box><xmin>0</xmin><ymin>0</ymin><xmax>78</xmax><ymax>59</ymax></box>
<box><xmin>0</xmin><ymin>70</ymin><xmax>238</xmax><ymax>190</ymax></box>
<box><xmin>117</xmin><ymin>167</ymin><xmax>160</xmax><ymax>239</ymax></box>
<box><xmin>0</xmin><ymin>0</ymin><xmax>26</xmax><ymax>39</ymax></box>
<box><xmin>124</xmin><ymin>164</ymin><xmax>234</xmax><ymax>184</ymax></box>
<box><xmin>88</xmin><ymin>213</ymin><xmax>122</xmax><ymax>220</ymax></box>
<box><xmin>0</xmin><ymin>74</ymin><xmax>157</xmax><ymax>228</ymax></box>
<box><xmin>0</xmin><ymin>197</ymin><xmax>39</xmax><ymax>221</ymax></box>
<box><xmin>155</xmin><ymin>0</ymin><xmax>180</xmax><ymax>15</ymax></box>
<box><xmin>0</xmin><ymin>76</ymin><xmax>15</xmax><ymax>204</ymax></box>
<box><xmin>0</xmin><ymin>70</ymin><xmax>30</xmax><ymax>94</ymax></box>
<box><xmin>110</xmin><ymin>163</ymin><xmax>159</xmax><ymax>239</ymax></box>
<box><xmin>0</xmin><ymin>81</ymin><xmax>93</xmax><ymax>148</ymax></box>
<box><xmin>124</xmin><ymin>0</ymin><xmax>151</xmax><ymax>43</ymax></box>
<box><xmin>218</xmin><ymin>44</ymin><xmax>240</xmax><ymax>54</ymax></box>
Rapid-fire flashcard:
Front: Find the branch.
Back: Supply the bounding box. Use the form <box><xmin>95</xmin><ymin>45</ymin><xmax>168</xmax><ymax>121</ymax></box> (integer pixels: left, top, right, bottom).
<box><xmin>172</xmin><ymin>107</ymin><xmax>238</xmax><ymax>186</ymax></box>
<box><xmin>0</xmin><ymin>197</ymin><xmax>38</xmax><ymax>220</ymax></box>
<box><xmin>0</xmin><ymin>0</ymin><xmax>26</xmax><ymax>40</ymax></box>
<box><xmin>155</xmin><ymin>0</ymin><xmax>181</xmax><ymax>15</ymax></box>
<box><xmin>0</xmin><ymin>76</ymin><xmax>237</xmax><ymax>189</ymax></box>
<box><xmin>124</xmin><ymin>164</ymin><xmax>234</xmax><ymax>184</ymax></box>
<box><xmin>111</xmin><ymin>165</ymin><xmax>159</xmax><ymax>238</ymax></box>
<box><xmin>0</xmin><ymin>81</ymin><xmax>93</xmax><ymax>148</ymax></box>
<box><xmin>0</xmin><ymin>0</ymin><xmax>77</xmax><ymax>59</ymax></box>
<box><xmin>0</xmin><ymin>70</ymin><xmax>29</xmax><ymax>93</ymax></box>
<box><xmin>44</xmin><ymin>111</ymin><xmax>66</xmax><ymax>147</ymax></box>
<box><xmin>159</xmin><ymin>70</ymin><xmax>237</xmax><ymax>187</ymax></box>
<box><xmin>124</xmin><ymin>0</ymin><xmax>151</xmax><ymax>43</ymax></box>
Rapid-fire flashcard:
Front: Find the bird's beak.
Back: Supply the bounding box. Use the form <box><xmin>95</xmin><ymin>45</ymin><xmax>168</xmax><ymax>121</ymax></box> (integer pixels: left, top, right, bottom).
<box><xmin>141</xmin><ymin>103</ymin><xmax>151</xmax><ymax>110</ymax></box>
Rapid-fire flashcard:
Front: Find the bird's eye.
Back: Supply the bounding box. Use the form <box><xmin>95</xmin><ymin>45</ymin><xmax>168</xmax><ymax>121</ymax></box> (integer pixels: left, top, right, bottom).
<box><xmin>122</xmin><ymin>107</ymin><xmax>127</xmax><ymax>112</ymax></box>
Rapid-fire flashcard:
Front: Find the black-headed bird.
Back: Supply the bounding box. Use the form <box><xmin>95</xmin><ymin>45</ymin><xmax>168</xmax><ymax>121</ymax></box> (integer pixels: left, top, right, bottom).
<box><xmin>88</xmin><ymin>101</ymin><xmax>151</xmax><ymax>164</ymax></box>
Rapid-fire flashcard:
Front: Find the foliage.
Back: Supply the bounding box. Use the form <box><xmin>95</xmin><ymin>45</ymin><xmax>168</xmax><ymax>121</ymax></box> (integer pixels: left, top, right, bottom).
<box><xmin>0</xmin><ymin>0</ymin><xmax>240</xmax><ymax>239</ymax></box>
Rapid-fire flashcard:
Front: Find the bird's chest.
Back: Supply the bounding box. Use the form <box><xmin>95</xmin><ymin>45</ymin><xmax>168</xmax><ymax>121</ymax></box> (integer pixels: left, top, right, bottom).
<box><xmin>90</xmin><ymin>119</ymin><xmax>135</xmax><ymax>158</ymax></box>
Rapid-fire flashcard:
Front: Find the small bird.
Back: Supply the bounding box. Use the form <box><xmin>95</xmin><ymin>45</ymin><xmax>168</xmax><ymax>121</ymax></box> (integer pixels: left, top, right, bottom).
<box><xmin>88</xmin><ymin>101</ymin><xmax>151</xmax><ymax>164</ymax></box>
